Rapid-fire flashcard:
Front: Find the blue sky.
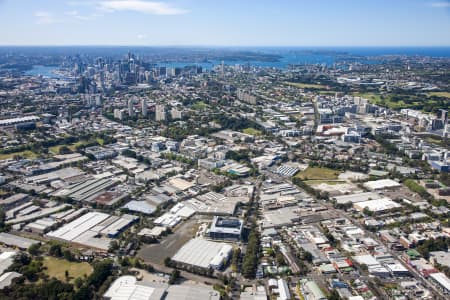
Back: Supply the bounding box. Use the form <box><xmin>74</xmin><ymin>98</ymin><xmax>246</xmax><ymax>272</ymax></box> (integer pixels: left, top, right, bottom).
<box><xmin>0</xmin><ymin>0</ymin><xmax>450</xmax><ymax>46</ymax></box>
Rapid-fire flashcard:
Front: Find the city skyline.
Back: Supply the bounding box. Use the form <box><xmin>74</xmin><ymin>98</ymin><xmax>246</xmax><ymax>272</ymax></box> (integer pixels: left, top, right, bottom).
<box><xmin>1</xmin><ymin>0</ymin><xmax>450</xmax><ymax>46</ymax></box>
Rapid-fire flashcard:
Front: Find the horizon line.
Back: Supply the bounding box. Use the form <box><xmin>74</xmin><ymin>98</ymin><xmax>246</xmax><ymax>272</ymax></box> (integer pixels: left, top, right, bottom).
<box><xmin>1</xmin><ymin>44</ymin><xmax>450</xmax><ymax>48</ymax></box>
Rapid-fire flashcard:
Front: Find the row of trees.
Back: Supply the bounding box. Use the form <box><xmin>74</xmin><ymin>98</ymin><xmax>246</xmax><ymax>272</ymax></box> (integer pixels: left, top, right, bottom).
<box><xmin>416</xmin><ymin>237</ymin><xmax>449</xmax><ymax>259</ymax></box>
<box><xmin>242</xmin><ymin>227</ymin><xmax>260</xmax><ymax>279</ymax></box>
<box><xmin>403</xmin><ymin>179</ymin><xmax>432</xmax><ymax>200</ymax></box>
<box><xmin>292</xmin><ymin>177</ymin><xmax>329</xmax><ymax>200</ymax></box>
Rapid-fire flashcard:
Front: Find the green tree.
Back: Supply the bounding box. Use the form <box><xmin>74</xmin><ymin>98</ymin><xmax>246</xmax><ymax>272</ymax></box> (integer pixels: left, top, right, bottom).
<box><xmin>28</xmin><ymin>243</ymin><xmax>41</xmax><ymax>256</ymax></box>
<box><xmin>48</xmin><ymin>244</ymin><xmax>62</xmax><ymax>257</ymax></box>
<box><xmin>169</xmin><ymin>269</ymin><xmax>180</xmax><ymax>284</ymax></box>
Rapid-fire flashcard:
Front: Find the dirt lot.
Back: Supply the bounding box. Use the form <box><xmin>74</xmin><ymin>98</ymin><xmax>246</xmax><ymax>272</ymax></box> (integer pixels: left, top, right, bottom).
<box><xmin>137</xmin><ymin>217</ymin><xmax>200</xmax><ymax>265</ymax></box>
<box><xmin>382</xmin><ymin>187</ymin><xmax>423</xmax><ymax>203</ymax></box>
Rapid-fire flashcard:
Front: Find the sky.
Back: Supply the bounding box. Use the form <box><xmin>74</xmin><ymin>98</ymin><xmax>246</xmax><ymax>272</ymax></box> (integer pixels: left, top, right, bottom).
<box><xmin>0</xmin><ymin>0</ymin><xmax>450</xmax><ymax>46</ymax></box>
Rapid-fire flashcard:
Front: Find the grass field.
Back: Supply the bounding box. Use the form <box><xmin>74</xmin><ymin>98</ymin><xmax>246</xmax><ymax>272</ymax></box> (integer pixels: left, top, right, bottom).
<box><xmin>49</xmin><ymin>144</ymin><xmax>78</xmax><ymax>154</ymax></box>
<box><xmin>243</xmin><ymin>127</ymin><xmax>262</xmax><ymax>136</ymax></box>
<box><xmin>0</xmin><ymin>150</ymin><xmax>38</xmax><ymax>160</ymax></box>
<box><xmin>43</xmin><ymin>257</ymin><xmax>93</xmax><ymax>283</ymax></box>
<box><xmin>96</xmin><ymin>138</ymin><xmax>105</xmax><ymax>145</ymax></box>
<box><xmin>284</xmin><ymin>81</ymin><xmax>327</xmax><ymax>89</ymax></box>
<box><xmin>354</xmin><ymin>92</ymin><xmax>408</xmax><ymax>110</ymax></box>
<box><xmin>192</xmin><ymin>101</ymin><xmax>208</xmax><ymax>110</ymax></box>
<box><xmin>427</xmin><ymin>92</ymin><xmax>450</xmax><ymax>99</ymax></box>
<box><xmin>49</xmin><ymin>138</ymin><xmax>104</xmax><ymax>154</ymax></box>
<box><xmin>319</xmin><ymin>91</ymin><xmax>338</xmax><ymax>95</ymax></box>
<box><xmin>354</xmin><ymin>92</ymin><xmax>383</xmax><ymax>104</ymax></box>
<box><xmin>295</xmin><ymin>167</ymin><xmax>340</xmax><ymax>181</ymax></box>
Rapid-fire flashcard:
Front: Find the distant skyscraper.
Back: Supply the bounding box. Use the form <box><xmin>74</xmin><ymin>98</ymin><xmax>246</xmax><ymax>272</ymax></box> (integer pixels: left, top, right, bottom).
<box><xmin>171</xmin><ymin>107</ymin><xmax>184</xmax><ymax>120</ymax></box>
<box><xmin>95</xmin><ymin>94</ymin><xmax>102</xmax><ymax>106</ymax></box>
<box><xmin>438</xmin><ymin>109</ymin><xmax>448</xmax><ymax>123</ymax></box>
<box><xmin>114</xmin><ymin>108</ymin><xmax>125</xmax><ymax>120</ymax></box>
<box><xmin>155</xmin><ymin>104</ymin><xmax>166</xmax><ymax>121</ymax></box>
<box><xmin>128</xmin><ymin>98</ymin><xmax>134</xmax><ymax>117</ymax></box>
<box><xmin>141</xmin><ymin>99</ymin><xmax>148</xmax><ymax>117</ymax></box>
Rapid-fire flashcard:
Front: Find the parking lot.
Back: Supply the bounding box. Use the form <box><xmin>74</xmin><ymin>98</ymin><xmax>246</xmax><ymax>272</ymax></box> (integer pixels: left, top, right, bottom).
<box><xmin>137</xmin><ymin>217</ymin><xmax>200</xmax><ymax>265</ymax></box>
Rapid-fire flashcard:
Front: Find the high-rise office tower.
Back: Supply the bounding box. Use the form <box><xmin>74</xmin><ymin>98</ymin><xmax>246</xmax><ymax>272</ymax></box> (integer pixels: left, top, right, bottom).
<box><xmin>128</xmin><ymin>98</ymin><xmax>134</xmax><ymax>117</ymax></box>
<box><xmin>141</xmin><ymin>99</ymin><xmax>148</xmax><ymax>117</ymax></box>
<box><xmin>155</xmin><ymin>104</ymin><xmax>166</xmax><ymax>121</ymax></box>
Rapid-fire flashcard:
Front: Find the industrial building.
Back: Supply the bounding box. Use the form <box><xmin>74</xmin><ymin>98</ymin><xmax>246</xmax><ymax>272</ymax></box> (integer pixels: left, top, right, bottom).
<box><xmin>0</xmin><ymin>232</ymin><xmax>39</xmax><ymax>249</ymax></box>
<box><xmin>0</xmin><ymin>193</ymin><xmax>29</xmax><ymax>210</ymax></box>
<box><xmin>0</xmin><ymin>272</ymin><xmax>22</xmax><ymax>290</ymax></box>
<box><xmin>303</xmin><ymin>280</ymin><xmax>327</xmax><ymax>300</ymax></box>
<box><xmin>353</xmin><ymin>198</ymin><xmax>401</xmax><ymax>214</ymax></box>
<box><xmin>103</xmin><ymin>276</ymin><xmax>220</xmax><ymax>300</ymax></box>
<box><xmin>172</xmin><ymin>238</ymin><xmax>233</xmax><ymax>270</ymax></box>
<box><xmin>208</xmin><ymin>216</ymin><xmax>243</xmax><ymax>241</ymax></box>
<box><xmin>47</xmin><ymin>212</ymin><xmax>138</xmax><ymax>251</ymax></box>
<box><xmin>363</xmin><ymin>179</ymin><xmax>401</xmax><ymax>191</ymax></box>
<box><xmin>0</xmin><ymin>116</ymin><xmax>40</xmax><ymax>127</ymax></box>
<box><xmin>103</xmin><ymin>275</ymin><xmax>167</xmax><ymax>300</ymax></box>
<box><xmin>429</xmin><ymin>272</ymin><xmax>450</xmax><ymax>294</ymax></box>
<box><xmin>0</xmin><ymin>251</ymin><xmax>16</xmax><ymax>274</ymax></box>
<box><xmin>55</xmin><ymin>177</ymin><xmax>120</xmax><ymax>202</ymax></box>
<box><xmin>332</xmin><ymin>192</ymin><xmax>382</xmax><ymax>205</ymax></box>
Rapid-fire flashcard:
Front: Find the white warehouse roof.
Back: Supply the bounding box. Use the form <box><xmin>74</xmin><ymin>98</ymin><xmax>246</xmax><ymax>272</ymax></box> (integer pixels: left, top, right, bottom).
<box><xmin>354</xmin><ymin>198</ymin><xmax>401</xmax><ymax>213</ymax></box>
<box><xmin>363</xmin><ymin>179</ymin><xmax>401</xmax><ymax>191</ymax></box>
<box><xmin>172</xmin><ymin>238</ymin><xmax>232</xmax><ymax>269</ymax></box>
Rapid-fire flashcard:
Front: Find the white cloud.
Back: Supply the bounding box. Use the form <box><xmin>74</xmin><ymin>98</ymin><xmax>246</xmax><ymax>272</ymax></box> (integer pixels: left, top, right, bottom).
<box><xmin>34</xmin><ymin>11</ymin><xmax>58</xmax><ymax>24</ymax></box>
<box><xmin>65</xmin><ymin>9</ymin><xmax>102</xmax><ymax>20</ymax></box>
<box><xmin>431</xmin><ymin>2</ymin><xmax>450</xmax><ymax>8</ymax></box>
<box><xmin>137</xmin><ymin>33</ymin><xmax>148</xmax><ymax>40</ymax></box>
<box><xmin>98</xmin><ymin>0</ymin><xmax>188</xmax><ymax>15</ymax></box>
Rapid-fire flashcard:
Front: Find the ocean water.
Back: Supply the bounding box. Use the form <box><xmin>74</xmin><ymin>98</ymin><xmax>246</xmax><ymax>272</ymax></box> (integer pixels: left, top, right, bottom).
<box><xmin>20</xmin><ymin>47</ymin><xmax>450</xmax><ymax>74</ymax></box>
<box><xmin>156</xmin><ymin>47</ymin><xmax>450</xmax><ymax>69</ymax></box>
<box><xmin>24</xmin><ymin>65</ymin><xmax>64</xmax><ymax>78</ymax></box>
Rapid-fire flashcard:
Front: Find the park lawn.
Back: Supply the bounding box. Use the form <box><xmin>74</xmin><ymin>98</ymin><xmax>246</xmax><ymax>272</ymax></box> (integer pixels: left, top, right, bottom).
<box><xmin>0</xmin><ymin>150</ymin><xmax>38</xmax><ymax>160</ymax></box>
<box><xmin>427</xmin><ymin>92</ymin><xmax>450</xmax><ymax>99</ymax></box>
<box><xmin>49</xmin><ymin>144</ymin><xmax>78</xmax><ymax>154</ymax></box>
<box><xmin>354</xmin><ymin>92</ymin><xmax>409</xmax><ymax>110</ymax></box>
<box><xmin>243</xmin><ymin>127</ymin><xmax>262</xmax><ymax>136</ymax></box>
<box><xmin>353</xmin><ymin>92</ymin><xmax>383</xmax><ymax>104</ymax></box>
<box><xmin>319</xmin><ymin>91</ymin><xmax>338</xmax><ymax>95</ymax></box>
<box><xmin>295</xmin><ymin>167</ymin><xmax>341</xmax><ymax>181</ymax></box>
<box><xmin>96</xmin><ymin>137</ymin><xmax>105</xmax><ymax>145</ymax></box>
<box><xmin>284</xmin><ymin>81</ymin><xmax>327</xmax><ymax>89</ymax></box>
<box><xmin>43</xmin><ymin>257</ymin><xmax>93</xmax><ymax>283</ymax></box>
<box><xmin>192</xmin><ymin>101</ymin><xmax>208</xmax><ymax>110</ymax></box>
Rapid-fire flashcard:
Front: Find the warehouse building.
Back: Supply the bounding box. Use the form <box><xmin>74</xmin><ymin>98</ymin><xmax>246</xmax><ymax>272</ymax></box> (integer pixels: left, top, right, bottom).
<box><xmin>0</xmin><ymin>232</ymin><xmax>39</xmax><ymax>249</ymax></box>
<box><xmin>303</xmin><ymin>281</ymin><xmax>327</xmax><ymax>300</ymax></box>
<box><xmin>103</xmin><ymin>275</ymin><xmax>167</xmax><ymax>300</ymax></box>
<box><xmin>333</xmin><ymin>192</ymin><xmax>382</xmax><ymax>205</ymax></box>
<box><xmin>353</xmin><ymin>198</ymin><xmax>401</xmax><ymax>214</ymax></box>
<box><xmin>208</xmin><ymin>216</ymin><xmax>243</xmax><ymax>241</ymax></box>
<box><xmin>429</xmin><ymin>272</ymin><xmax>450</xmax><ymax>294</ymax></box>
<box><xmin>363</xmin><ymin>179</ymin><xmax>401</xmax><ymax>191</ymax></box>
<box><xmin>103</xmin><ymin>275</ymin><xmax>220</xmax><ymax>300</ymax></box>
<box><xmin>47</xmin><ymin>212</ymin><xmax>138</xmax><ymax>251</ymax></box>
<box><xmin>24</xmin><ymin>167</ymin><xmax>85</xmax><ymax>185</ymax></box>
<box><xmin>0</xmin><ymin>272</ymin><xmax>22</xmax><ymax>290</ymax></box>
<box><xmin>172</xmin><ymin>238</ymin><xmax>233</xmax><ymax>270</ymax></box>
<box><xmin>0</xmin><ymin>251</ymin><xmax>16</xmax><ymax>274</ymax></box>
<box><xmin>0</xmin><ymin>193</ymin><xmax>29</xmax><ymax>211</ymax></box>
<box><xmin>0</xmin><ymin>116</ymin><xmax>40</xmax><ymax>127</ymax></box>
